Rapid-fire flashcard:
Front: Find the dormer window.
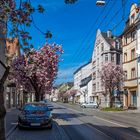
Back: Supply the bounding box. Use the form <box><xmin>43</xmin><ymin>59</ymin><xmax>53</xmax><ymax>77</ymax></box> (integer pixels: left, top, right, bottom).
<box><xmin>131</xmin><ymin>14</ymin><xmax>135</xmax><ymax>24</ymax></box>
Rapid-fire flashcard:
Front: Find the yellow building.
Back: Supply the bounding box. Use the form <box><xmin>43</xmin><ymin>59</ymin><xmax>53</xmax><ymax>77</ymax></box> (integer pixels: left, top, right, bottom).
<box><xmin>121</xmin><ymin>4</ymin><xmax>139</xmax><ymax>108</ymax></box>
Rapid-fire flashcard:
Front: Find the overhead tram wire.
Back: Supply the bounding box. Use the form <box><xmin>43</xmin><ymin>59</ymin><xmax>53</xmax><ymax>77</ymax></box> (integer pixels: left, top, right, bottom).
<box><xmin>71</xmin><ymin>0</ymin><xmax>110</xmax><ymax>63</ymax></box>
<box><xmin>70</xmin><ymin>0</ymin><xmax>111</xmax><ymax>63</ymax></box>
<box><xmin>74</xmin><ymin>0</ymin><xmax>129</xmax><ymax>63</ymax></box>
<box><xmin>72</xmin><ymin>0</ymin><xmax>130</xmax><ymax>63</ymax></box>
<box><xmin>72</xmin><ymin>0</ymin><xmax>117</xmax><ymax>63</ymax></box>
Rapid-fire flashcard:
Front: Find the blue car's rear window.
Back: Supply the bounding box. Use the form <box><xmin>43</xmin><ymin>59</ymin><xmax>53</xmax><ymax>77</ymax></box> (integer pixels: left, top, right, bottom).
<box><xmin>24</xmin><ymin>104</ymin><xmax>49</xmax><ymax>111</ymax></box>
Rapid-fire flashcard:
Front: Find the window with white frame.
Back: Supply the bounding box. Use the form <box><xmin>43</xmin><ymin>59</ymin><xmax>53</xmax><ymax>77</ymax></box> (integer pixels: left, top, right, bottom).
<box><xmin>111</xmin><ymin>53</ymin><xmax>115</xmax><ymax>62</ymax></box>
<box><xmin>131</xmin><ymin>31</ymin><xmax>136</xmax><ymax>41</ymax></box>
<box><xmin>124</xmin><ymin>71</ymin><xmax>127</xmax><ymax>80</ymax></box>
<box><xmin>131</xmin><ymin>68</ymin><xmax>136</xmax><ymax>78</ymax></box>
<box><xmin>101</xmin><ymin>43</ymin><xmax>104</xmax><ymax>51</ymax></box>
<box><xmin>105</xmin><ymin>54</ymin><xmax>108</xmax><ymax>61</ymax></box>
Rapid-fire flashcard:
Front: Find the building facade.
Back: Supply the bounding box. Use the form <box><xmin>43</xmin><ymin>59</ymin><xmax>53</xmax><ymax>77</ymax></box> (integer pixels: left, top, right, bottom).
<box><xmin>122</xmin><ymin>3</ymin><xmax>140</xmax><ymax>109</ymax></box>
<box><xmin>92</xmin><ymin>29</ymin><xmax>122</xmax><ymax>107</ymax></box>
<box><xmin>5</xmin><ymin>38</ymin><xmax>21</xmax><ymax>109</ymax></box>
<box><xmin>74</xmin><ymin>61</ymin><xmax>92</xmax><ymax>103</ymax></box>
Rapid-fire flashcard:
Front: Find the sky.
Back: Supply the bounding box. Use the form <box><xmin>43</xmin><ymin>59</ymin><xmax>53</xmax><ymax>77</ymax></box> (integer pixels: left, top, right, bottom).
<box><xmin>27</xmin><ymin>0</ymin><xmax>139</xmax><ymax>85</ymax></box>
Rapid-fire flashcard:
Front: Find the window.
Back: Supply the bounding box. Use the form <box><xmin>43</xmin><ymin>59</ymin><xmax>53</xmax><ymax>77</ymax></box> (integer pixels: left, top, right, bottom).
<box><xmin>131</xmin><ymin>31</ymin><xmax>136</xmax><ymax>41</ymax></box>
<box><xmin>115</xmin><ymin>40</ymin><xmax>119</xmax><ymax>49</ymax></box>
<box><xmin>97</xmin><ymin>58</ymin><xmax>99</xmax><ymax>66</ymax></box>
<box><xmin>97</xmin><ymin>82</ymin><xmax>99</xmax><ymax>90</ymax></box>
<box><xmin>116</xmin><ymin>54</ymin><xmax>120</xmax><ymax>65</ymax></box>
<box><xmin>111</xmin><ymin>53</ymin><xmax>115</xmax><ymax>62</ymax></box>
<box><xmin>131</xmin><ymin>49</ymin><xmax>135</xmax><ymax>60</ymax></box>
<box><xmin>97</xmin><ymin>46</ymin><xmax>99</xmax><ymax>54</ymax></box>
<box><xmin>124</xmin><ymin>53</ymin><xmax>127</xmax><ymax>62</ymax></box>
<box><xmin>131</xmin><ymin>68</ymin><xmax>136</xmax><ymax>78</ymax></box>
<box><xmin>101</xmin><ymin>43</ymin><xmax>104</xmax><ymax>51</ymax></box>
<box><xmin>131</xmin><ymin>14</ymin><xmax>135</xmax><ymax>24</ymax></box>
<box><xmin>124</xmin><ymin>71</ymin><xmax>127</xmax><ymax>80</ymax></box>
<box><xmin>97</xmin><ymin>69</ymin><xmax>100</xmax><ymax>78</ymax></box>
<box><xmin>93</xmin><ymin>84</ymin><xmax>96</xmax><ymax>91</ymax></box>
<box><xmin>125</xmin><ymin>36</ymin><xmax>128</xmax><ymax>45</ymax></box>
<box><xmin>105</xmin><ymin>54</ymin><xmax>108</xmax><ymax>61</ymax></box>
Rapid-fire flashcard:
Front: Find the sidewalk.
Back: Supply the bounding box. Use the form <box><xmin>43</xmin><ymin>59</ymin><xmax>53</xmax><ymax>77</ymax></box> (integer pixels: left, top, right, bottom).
<box><xmin>5</xmin><ymin>108</ymin><xmax>19</xmax><ymax>137</ymax></box>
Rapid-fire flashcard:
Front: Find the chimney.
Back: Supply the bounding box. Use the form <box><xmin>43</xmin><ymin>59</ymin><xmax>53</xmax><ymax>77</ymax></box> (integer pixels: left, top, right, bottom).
<box><xmin>107</xmin><ymin>30</ymin><xmax>112</xmax><ymax>38</ymax></box>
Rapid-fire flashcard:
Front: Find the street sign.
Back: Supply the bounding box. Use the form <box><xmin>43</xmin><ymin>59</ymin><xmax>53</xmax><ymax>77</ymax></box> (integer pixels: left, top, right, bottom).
<box><xmin>113</xmin><ymin>90</ymin><xmax>118</xmax><ymax>97</ymax></box>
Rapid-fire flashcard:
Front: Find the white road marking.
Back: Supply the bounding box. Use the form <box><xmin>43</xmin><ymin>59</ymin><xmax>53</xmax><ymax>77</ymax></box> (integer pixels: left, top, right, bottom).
<box><xmin>93</xmin><ymin>116</ymin><xmax>127</xmax><ymax>127</ymax></box>
<box><xmin>11</xmin><ymin>122</ymin><xmax>18</xmax><ymax>125</ymax></box>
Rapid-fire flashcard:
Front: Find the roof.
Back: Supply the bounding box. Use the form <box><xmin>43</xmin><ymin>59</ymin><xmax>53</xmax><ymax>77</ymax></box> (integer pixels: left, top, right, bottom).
<box><xmin>101</xmin><ymin>32</ymin><xmax>115</xmax><ymax>46</ymax></box>
<box><xmin>73</xmin><ymin>60</ymin><xmax>91</xmax><ymax>75</ymax></box>
<box><xmin>101</xmin><ymin>32</ymin><xmax>122</xmax><ymax>51</ymax></box>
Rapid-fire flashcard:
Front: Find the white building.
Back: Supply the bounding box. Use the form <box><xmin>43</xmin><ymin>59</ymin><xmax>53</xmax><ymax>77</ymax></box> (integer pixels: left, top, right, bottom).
<box><xmin>79</xmin><ymin>75</ymin><xmax>92</xmax><ymax>103</ymax></box>
<box><xmin>92</xmin><ymin>29</ymin><xmax>122</xmax><ymax>107</ymax></box>
<box><xmin>74</xmin><ymin>61</ymin><xmax>92</xmax><ymax>103</ymax></box>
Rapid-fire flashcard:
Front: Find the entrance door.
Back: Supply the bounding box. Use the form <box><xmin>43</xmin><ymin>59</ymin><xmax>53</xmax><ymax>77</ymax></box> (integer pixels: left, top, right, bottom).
<box><xmin>131</xmin><ymin>91</ymin><xmax>137</xmax><ymax>107</ymax></box>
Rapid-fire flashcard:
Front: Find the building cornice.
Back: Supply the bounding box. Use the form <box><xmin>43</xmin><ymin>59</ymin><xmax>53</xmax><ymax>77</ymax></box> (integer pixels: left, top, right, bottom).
<box><xmin>123</xmin><ymin>58</ymin><xmax>137</xmax><ymax>64</ymax></box>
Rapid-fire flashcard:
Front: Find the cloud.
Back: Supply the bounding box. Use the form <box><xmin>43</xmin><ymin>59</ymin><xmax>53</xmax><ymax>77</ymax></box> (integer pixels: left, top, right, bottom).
<box><xmin>55</xmin><ymin>61</ymin><xmax>87</xmax><ymax>85</ymax></box>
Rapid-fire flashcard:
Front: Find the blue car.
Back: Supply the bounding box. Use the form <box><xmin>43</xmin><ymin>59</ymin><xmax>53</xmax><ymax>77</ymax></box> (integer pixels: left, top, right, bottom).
<box><xmin>18</xmin><ymin>102</ymin><xmax>53</xmax><ymax>129</ymax></box>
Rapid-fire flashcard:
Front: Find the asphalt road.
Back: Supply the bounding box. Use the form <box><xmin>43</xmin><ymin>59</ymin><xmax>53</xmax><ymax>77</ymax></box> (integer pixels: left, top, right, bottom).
<box><xmin>7</xmin><ymin>102</ymin><xmax>140</xmax><ymax>140</ymax></box>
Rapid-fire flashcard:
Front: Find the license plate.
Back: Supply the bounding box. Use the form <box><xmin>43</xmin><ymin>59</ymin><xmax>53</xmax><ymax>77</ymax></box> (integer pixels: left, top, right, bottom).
<box><xmin>31</xmin><ymin>123</ymin><xmax>40</xmax><ymax>126</ymax></box>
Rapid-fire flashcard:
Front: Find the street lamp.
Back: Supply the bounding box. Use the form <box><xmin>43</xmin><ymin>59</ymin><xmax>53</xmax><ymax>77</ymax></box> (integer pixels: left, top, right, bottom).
<box><xmin>96</xmin><ymin>0</ymin><xmax>105</xmax><ymax>6</ymax></box>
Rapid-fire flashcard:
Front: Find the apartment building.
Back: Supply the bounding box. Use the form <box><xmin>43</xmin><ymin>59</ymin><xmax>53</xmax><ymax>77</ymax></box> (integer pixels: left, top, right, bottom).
<box><xmin>74</xmin><ymin>61</ymin><xmax>92</xmax><ymax>103</ymax></box>
<box><xmin>92</xmin><ymin>29</ymin><xmax>122</xmax><ymax>107</ymax></box>
<box><xmin>121</xmin><ymin>3</ymin><xmax>140</xmax><ymax>109</ymax></box>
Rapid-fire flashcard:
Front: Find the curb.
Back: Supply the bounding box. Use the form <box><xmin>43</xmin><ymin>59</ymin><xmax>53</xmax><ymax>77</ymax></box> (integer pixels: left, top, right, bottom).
<box><xmin>6</xmin><ymin>124</ymin><xmax>17</xmax><ymax>139</ymax></box>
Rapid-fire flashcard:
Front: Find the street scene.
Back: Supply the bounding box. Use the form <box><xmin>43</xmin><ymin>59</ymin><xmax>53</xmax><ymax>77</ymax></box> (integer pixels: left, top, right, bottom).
<box><xmin>1</xmin><ymin>0</ymin><xmax>140</xmax><ymax>140</ymax></box>
<box><xmin>6</xmin><ymin>103</ymin><xmax>140</xmax><ymax>140</ymax></box>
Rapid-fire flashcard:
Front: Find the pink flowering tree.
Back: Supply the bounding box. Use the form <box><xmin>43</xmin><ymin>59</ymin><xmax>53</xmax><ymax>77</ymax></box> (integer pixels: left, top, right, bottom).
<box><xmin>12</xmin><ymin>43</ymin><xmax>63</xmax><ymax>102</ymax></box>
<box><xmin>100</xmin><ymin>62</ymin><xmax>123</xmax><ymax>107</ymax></box>
<box><xmin>63</xmin><ymin>90</ymin><xmax>77</xmax><ymax>103</ymax></box>
<box><xmin>0</xmin><ymin>1</ymin><xmax>75</xmax><ymax>139</ymax></box>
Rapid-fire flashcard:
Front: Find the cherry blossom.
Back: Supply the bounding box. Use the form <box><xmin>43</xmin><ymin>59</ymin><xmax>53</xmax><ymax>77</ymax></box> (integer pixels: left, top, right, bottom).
<box><xmin>12</xmin><ymin>43</ymin><xmax>63</xmax><ymax>101</ymax></box>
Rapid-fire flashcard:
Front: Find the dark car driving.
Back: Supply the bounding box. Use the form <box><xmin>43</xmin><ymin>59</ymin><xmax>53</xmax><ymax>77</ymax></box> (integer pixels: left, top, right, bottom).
<box><xmin>18</xmin><ymin>102</ymin><xmax>53</xmax><ymax>129</ymax></box>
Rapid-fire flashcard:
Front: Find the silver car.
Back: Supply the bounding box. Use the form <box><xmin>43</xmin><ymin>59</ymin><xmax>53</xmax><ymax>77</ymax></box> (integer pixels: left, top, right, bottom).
<box><xmin>81</xmin><ymin>102</ymin><xmax>98</xmax><ymax>108</ymax></box>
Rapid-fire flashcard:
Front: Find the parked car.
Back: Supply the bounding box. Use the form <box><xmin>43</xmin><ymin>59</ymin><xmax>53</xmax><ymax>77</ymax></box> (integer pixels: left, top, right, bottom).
<box><xmin>18</xmin><ymin>102</ymin><xmax>53</xmax><ymax>129</ymax></box>
<box><xmin>80</xmin><ymin>102</ymin><xmax>98</xmax><ymax>108</ymax></box>
<box><xmin>115</xmin><ymin>102</ymin><xmax>123</xmax><ymax>108</ymax></box>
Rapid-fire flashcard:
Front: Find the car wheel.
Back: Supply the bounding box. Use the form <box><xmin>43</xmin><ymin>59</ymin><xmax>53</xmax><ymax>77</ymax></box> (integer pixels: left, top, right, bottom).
<box><xmin>83</xmin><ymin>106</ymin><xmax>86</xmax><ymax>108</ymax></box>
<box><xmin>18</xmin><ymin>124</ymin><xmax>23</xmax><ymax>130</ymax></box>
<box><xmin>48</xmin><ymin>123</ymin><xmax>53</xmax><ymax>129</ymax></box>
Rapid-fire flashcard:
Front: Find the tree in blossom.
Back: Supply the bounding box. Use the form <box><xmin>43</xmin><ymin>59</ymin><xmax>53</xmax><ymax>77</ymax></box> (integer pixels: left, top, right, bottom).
<box><xmin>100</xmin><ymin>62</ymin><xmax>123</xmax><ymax>107</ymax></box>
<box><xmin>0</xmin><ymin>1</ymin><xmax>45</xmax><ymax>139</ymax></box>
<box><xmin>0</xmin><ymin>1</ymin><xmax>74</xmax><ymax>139</ymax></box>
<box><xmin>12</xmin><ymin>43</ymin><xmax>63</xmax><ymax>102</ymax></box>
<box><xmin>62</xmin><ymin>89</ymin><xmax>77</xmax><ymax>103</ymax></box>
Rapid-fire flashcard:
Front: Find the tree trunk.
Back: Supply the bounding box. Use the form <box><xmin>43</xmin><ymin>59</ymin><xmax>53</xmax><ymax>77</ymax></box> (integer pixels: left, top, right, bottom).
<box><xmin>0</xmin><ymin>83</ymin><xmax>6</xmax><ymax>140</ymax></box>
<box><xmin>109</xmin><ymin>90</ymin><xmax>113</xmax><ymax>108</ymax></box>
<box><xmin>35</xmin><ymin>92</ymin><xmax>40</xmax><ymax>102</ymax></box>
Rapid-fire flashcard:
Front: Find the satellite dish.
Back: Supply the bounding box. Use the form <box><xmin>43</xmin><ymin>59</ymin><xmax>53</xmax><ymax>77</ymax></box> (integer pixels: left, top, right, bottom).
<box><xmin>96</xmin><ymin>0</ymin><xmax>105</xmax><ymax>6</ymax></box>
